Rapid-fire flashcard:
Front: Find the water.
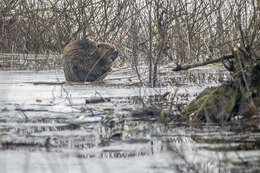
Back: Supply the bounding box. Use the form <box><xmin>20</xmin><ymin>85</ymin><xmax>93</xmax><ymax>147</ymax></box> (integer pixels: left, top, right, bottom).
<box><xmin>0</xmin><ymin>68</ymin><xmax>259</xmax><ymax>173</ymax></box>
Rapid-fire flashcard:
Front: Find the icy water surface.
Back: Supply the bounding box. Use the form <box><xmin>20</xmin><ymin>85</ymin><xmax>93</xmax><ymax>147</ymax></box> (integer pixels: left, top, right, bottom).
<box><xmin>0</xmin><ymin>68</ymin><xmax>260</xmax><ymax>173</ymax></box>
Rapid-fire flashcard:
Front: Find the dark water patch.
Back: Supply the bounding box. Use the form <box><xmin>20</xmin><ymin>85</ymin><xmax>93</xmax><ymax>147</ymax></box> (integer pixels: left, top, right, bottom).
<box><xmin>230</xmin><ymin>156</ymin><xmax>260</xmax><ymax>173</ymax></box>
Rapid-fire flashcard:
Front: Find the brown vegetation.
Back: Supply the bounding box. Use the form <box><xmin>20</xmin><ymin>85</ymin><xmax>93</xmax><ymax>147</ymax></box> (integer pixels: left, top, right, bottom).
<box><xmin>1</xmin><ymin>0</ymin><xmax>257</xmax><ymax>85</ymax></box>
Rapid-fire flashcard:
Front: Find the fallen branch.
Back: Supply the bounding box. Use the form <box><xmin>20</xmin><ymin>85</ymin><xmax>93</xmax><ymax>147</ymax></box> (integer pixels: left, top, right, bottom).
<box><xmin>32</xmin><ymin>81</ymin><xmax>66</xmax><ymax>85</ymax></box>
<box><xmin>30</xmin><ymin>81</ymin><xmax>142</xmax><ymax>87</ymax></box>
<box><xmin>172</xmin><ymin>54</ymin><xmax>234</xmax><ymax>71</ymax></box>
<box><xmin>85</xmin><ymin>97</ymin><xmax>111</xmax><ymax>104</ymax></box>
<box><xmin>31</xmin><ymin>81</ymin><xmax>98</xmax><ymax>85</ymax></box>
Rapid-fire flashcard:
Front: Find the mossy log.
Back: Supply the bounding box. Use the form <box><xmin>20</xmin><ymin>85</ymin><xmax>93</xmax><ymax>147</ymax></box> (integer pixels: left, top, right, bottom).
<box><xmin>181</xmin><ymin>45</ymin><xmax>260</xmax><ymax>125</ymax></box>
<box><xmin>182</xmin><ymin>83</ymin><xmax>239</xmax><ymax>124</ymax></box>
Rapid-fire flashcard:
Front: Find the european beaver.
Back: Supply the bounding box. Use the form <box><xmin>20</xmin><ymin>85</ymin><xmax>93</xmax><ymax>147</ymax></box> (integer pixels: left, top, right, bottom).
<box><xmin>63</xmin><ymin>39</ymin><xmax>118</xmax><ymax>82</ymax></box>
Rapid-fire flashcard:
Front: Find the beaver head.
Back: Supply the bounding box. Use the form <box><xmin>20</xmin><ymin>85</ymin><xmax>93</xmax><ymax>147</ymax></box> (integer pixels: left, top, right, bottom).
<box><xmin>97</xmin><ymin>42</ymin><xmax>118</xmax><ymax>67</ymax></box>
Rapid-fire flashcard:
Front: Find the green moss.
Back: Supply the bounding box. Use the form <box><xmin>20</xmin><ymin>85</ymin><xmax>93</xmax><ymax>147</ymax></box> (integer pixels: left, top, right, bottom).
<box><xmin>182</xmin><ymin>87</ymin><xmax>216</xmax><ymax>115</ymax></box>
<box><xmin>182</xmin><ymin>83</ymin><xmax>238</xmax><ymax>124</ymax></box>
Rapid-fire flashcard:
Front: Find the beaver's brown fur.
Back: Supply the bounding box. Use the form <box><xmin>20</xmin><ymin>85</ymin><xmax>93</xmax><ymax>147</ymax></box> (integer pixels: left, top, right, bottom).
<box><xmin>63</xmin><ymin>39</ymin><xmax>118</xmax><ymax>82</ymax></box>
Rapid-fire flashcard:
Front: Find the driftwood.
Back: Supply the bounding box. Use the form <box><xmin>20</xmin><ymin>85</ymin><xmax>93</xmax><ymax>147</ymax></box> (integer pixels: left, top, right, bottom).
<box><xmin>31</xmin><ymin>81</ymin><xmax>143</xmax><ymax>87</ymax></box>
<box><xmin>32</xmin><ymin>81</ymin><xmax>66</xmax><ymax>85</ymax></box>
<box><xmin>31</xmin><ymin>81</ymin><xmax>100</xmax><ymax>85</ymax></box>
<box><xmin>85</xmin><ymin>97</ymin><xmax>111</xmax><ymax>104</ymax></box>
<box><xmin>172</xmin><ymin>54</ymin><xmax>234</xmax><ymax>71</ymax></box>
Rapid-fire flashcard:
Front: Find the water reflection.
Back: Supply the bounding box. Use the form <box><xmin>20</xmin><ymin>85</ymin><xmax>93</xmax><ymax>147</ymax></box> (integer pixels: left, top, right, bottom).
<box><xmin>0</xmin><ymin>69</ymin><xmax>259</xmax><ymax>173</ymax></box>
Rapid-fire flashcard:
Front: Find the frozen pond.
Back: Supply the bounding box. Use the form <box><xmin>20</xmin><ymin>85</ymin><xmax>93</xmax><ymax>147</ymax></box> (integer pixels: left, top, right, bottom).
<box><xmin>0</xmin><ymin>68</ymin><xmax>260</xmax><ymax>173</ymax></box>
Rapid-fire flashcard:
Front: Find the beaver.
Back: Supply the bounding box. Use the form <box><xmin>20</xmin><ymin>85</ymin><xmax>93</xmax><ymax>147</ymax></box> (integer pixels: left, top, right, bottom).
<box><xmin>63</xmin><ymin>38</ymin><xmax>118</xmax><ymax>82</ymax></box>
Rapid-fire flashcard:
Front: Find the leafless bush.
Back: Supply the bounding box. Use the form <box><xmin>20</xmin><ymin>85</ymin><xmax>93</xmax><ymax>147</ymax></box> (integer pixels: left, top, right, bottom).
<box><xmin>0</xmin><ymin>0</ymin><xmax>258</xmax><ymax>83</ymax></box>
